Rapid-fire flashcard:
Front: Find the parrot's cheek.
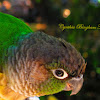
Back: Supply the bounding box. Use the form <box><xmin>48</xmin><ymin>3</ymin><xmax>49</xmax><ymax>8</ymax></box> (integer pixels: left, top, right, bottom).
<box><xmin>64</xmin><ymin>74</ymin><xmax>83</xmax><ymax>96</ymax></box>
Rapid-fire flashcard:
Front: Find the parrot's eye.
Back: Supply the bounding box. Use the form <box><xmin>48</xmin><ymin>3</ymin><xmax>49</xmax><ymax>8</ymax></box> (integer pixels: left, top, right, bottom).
<box><xmin>52</xmin><ymin>68</ymin><xmax>68</xmax><ymax>79</ymax></box>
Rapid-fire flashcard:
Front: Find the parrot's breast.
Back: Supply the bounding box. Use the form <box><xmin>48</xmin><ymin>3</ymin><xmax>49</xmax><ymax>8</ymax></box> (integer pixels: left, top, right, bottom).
<box><xmin>0</xmin><ymin>73</ymin><xmax>26</xmax><ymax>100</ymax></box>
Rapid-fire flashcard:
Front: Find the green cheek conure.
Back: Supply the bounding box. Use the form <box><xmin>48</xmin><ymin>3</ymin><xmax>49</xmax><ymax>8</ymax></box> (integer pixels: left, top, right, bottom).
<box><xmin>0</xmin><ymin>12</ymin><xmax>86</xmax><ymax>100</ymax></box>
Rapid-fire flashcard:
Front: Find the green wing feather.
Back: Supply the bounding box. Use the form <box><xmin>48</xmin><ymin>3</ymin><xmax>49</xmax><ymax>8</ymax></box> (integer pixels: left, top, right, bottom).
<box><xmin>0</xmin><ymin>12</ymin><xmax>33</xmax><ymax>66</ymax></box>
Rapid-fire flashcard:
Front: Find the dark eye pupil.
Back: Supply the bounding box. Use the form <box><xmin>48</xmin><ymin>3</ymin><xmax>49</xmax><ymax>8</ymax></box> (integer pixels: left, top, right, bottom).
<box><xmin>55</xmin><ymin>70</ymin><xmax>64</xmax><ymax>77</ymax></box>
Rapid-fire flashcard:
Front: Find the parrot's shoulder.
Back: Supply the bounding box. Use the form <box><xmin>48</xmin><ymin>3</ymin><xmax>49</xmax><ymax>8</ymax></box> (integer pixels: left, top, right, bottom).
<box><xmin>0</xmin><ymin>12</ymin><xmax>33</xmax><ymax>66</ymax></box>
<box><xmin>0</xmin><ymin>12</ymin><xmax>33</xmax><ymax>36</ymax></box>
<box><xmin>0</xmin><ymin>12</ymin><xmax>28</xmax><ymax>27</ymax></box>
<box><xmin>0</xmin><ymin>12</ymin><xmax>33</xmax><ymax>46</ymax></box>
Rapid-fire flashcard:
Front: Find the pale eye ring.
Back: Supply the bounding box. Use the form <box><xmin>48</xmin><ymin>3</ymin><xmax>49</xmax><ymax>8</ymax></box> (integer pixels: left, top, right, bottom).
<box><xmin>52</xmin><ymin>68</ymin><xmax>69</xmax><ymax>79</ymax></box>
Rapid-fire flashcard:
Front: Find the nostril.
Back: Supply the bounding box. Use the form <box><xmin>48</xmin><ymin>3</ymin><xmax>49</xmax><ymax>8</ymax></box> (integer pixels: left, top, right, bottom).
<box><xmin>77</xmin><ymin>75</ymin><xmax>81</xmax><ymax>78</ymax></box>
<box><xmin>76</xmin><ymin>74</ymin><xmax>83</xmax><ymax>79</ymax></box>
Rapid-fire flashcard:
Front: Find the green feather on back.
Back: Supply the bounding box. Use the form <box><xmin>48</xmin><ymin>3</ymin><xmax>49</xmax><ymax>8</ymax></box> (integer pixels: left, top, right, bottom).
<box><xmin>0</xmin><ymin>12</ymin><xmax>33</xmax><ymax>65</ymax></box>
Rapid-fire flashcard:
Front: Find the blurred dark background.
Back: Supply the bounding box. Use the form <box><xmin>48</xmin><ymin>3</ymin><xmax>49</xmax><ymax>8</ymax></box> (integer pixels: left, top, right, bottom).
<box><xmin>0</xmin><ymin>0</ymin><xmax>100</xmax><ymax>100</ymax></box>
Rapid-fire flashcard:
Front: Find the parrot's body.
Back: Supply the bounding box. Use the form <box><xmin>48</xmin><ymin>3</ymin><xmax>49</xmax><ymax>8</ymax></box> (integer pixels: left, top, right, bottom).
<box><xmin>0</xmin><ymin>12</ymin><xmax>33</xmax><ymax>100</ymax></box>
<box><xmin>0</xmin><ymin>12</ymin><xmax>86</xmax><ymax>100</ymax></box>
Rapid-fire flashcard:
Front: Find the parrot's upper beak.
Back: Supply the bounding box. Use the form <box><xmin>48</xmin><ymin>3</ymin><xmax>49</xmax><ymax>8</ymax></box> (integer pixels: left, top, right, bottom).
<box><xmin>64</xmin><ymin>74</ymin><xmax>83</xmax><ymax>96</ymax></box>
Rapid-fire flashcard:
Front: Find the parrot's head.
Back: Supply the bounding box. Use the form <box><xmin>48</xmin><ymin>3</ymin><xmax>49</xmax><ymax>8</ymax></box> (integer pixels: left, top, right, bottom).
<box><xmin>5</xmin><ymin>31</ymin><xmax>86</xmax><ymax>97</ymax></box>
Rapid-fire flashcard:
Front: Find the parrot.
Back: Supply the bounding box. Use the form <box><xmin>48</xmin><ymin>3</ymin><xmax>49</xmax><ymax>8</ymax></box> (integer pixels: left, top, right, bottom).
<box><xmin>0</xmin><ymin>12</ymin><xmax>86</xmax><ymax>100</ymax></box>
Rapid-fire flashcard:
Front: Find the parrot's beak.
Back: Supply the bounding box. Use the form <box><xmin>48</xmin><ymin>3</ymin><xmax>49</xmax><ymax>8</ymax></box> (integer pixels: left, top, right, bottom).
<box><xmin>64</xmin><ymin>74</ymin><xmax>83</xmax><ymax>96</ymax></box>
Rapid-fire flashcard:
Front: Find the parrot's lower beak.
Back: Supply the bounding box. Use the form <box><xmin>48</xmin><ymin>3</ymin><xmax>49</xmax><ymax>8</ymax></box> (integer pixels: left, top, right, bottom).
<box><xmin>64</xmin><ymin>74</ymin><xmax>83</xmax><ymax>96</ymax></box>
